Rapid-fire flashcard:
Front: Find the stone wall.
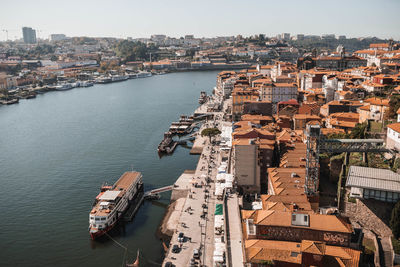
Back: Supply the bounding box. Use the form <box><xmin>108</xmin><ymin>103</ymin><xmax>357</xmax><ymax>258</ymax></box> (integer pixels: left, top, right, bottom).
<box><xmin>344</xmin><ymin>198</ymin><xmax>393</xmax><ymax>237</ymax></box>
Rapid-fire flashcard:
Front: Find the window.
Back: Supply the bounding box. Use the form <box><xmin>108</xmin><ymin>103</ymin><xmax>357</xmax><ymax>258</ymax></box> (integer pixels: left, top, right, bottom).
<box><xmin>292</xmin><ymin>214</ymin><xmax>296</xmax><ymax>221</ymax></box>
<box><xmin>304</xmin><ymin>216</ymin><xmax>308</xmax><ymax>223</ymax></box>
<box><xmin>95</xmin><ymin>217</ymin><xmax>100</xmax><ymax>221</ymax></box>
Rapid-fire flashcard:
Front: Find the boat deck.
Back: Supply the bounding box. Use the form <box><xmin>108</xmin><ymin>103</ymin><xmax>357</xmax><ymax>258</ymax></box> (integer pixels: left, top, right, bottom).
<box><xmin>114</xmin><ymin>172</ymin><xmax>141</xmax><ymax>191</ymax></box>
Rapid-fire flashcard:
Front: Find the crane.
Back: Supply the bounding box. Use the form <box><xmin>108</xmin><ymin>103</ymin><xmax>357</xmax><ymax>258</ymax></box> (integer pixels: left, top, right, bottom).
<box><xmin>2</xmin><ymin>29</ymin><xmax>8</xmax><ymax>41</ymax></box>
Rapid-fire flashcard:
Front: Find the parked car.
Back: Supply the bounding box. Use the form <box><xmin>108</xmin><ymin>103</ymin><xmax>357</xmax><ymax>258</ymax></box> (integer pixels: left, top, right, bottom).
<box><xmin>178</xmin><ymin>232</ymin><xmax>184</xmax><ymax>242</ymax></box>
<box><xmin>193</xmin><ymin>249</ymin><xmax>200</xmax><ymax>259</ymax></box>
<box><xmin>172</xmin><ymin>244</ymin><xmax>180</xmax><ymax>253</ymax></box>
<box><xmin>165</xmin><ymin>262</ymin><xmax>175</xmax><ymax>267</ymax></box>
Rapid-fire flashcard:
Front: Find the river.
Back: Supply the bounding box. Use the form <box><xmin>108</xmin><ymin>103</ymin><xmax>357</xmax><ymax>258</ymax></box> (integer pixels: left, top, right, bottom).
<box><xmin>0</xmin><ymin>71</ymin><xmax>219</xmax><ymax>266</ymax></box>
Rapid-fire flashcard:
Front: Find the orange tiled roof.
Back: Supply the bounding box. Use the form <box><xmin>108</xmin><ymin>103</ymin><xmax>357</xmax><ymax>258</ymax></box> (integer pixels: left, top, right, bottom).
<box><xmin>242</xmin><ymin>210</ymin><xmax>353</xmax><ymax>233</ymax></box>
<box><xmin>388</xmin><ymin>123</ymin><xmax>400</xmax><ymax>133</ymax></box>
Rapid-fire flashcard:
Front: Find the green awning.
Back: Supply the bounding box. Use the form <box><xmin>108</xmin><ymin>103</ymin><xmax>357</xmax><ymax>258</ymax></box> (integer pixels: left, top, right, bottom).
<box><xmin>215</xmin><ymin>204</ymin><xmax>223</xmax><ymax>215</ymax></box>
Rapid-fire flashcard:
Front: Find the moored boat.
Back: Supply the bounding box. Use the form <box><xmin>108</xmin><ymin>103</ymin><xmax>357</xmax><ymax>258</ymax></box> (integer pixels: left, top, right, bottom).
<box><xmin>89</xmin><ymin>171</ymin><xmax>143</xmax><ymax>240</ymax></box>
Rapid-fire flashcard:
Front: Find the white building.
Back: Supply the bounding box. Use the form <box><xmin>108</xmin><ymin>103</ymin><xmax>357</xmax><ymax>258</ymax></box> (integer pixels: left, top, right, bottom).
<box><xmin>261</xmin><ymin>83</ymin><xmax>298</xmax><ymax>103</ymax></box>
<box><xmin>387</xmin><ymin>123</ymin><xmax>400</xmax><ymax>151</ymax></box>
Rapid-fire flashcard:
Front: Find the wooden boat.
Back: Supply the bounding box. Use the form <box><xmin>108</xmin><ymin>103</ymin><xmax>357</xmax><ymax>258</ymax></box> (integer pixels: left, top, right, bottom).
<box><xmin>126</xmin><ymin>249</ymin><xmax>139</xmax><ymax>267</ymax></box>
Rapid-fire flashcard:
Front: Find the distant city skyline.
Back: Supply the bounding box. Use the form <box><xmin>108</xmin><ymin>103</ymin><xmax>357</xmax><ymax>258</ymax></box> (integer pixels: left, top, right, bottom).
<box><xmin>1</xmin><ymin>0</ymin><xmax>399</xmax><ymax>41</ymax></box>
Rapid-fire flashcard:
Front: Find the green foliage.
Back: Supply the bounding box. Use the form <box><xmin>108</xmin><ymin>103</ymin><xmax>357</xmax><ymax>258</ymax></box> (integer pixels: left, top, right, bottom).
<box><xmin>392</xmin><ymin>158</ymin><xmax>400</xmax><ymax>173</ymax></box>
<box><xmin>392</xmin><ymin>236</ymin><xmax>400</xmax><ymax>254</ymax></box>
<box><xmin>0</xmin><ymin>63</ymin><xmax>22</xmax><ymax>75</ymax></box>
<box><xmin>72</xmin><ymin>36</ymin><xmax>96</xmax><ymax>45</ymax></box>
<box><xmin>201</xmin><ymin>127</ymin><xmax>221</xmax><ymax>142</ymax></box>
<box><xmin>390</xmin><ymin>201</ymin><xmax>400</xmax><ymax>239</ymax></box>
<box><xmin>28</xmin><ymin>44</ymin><xmax>55</xmax><ymax>58</ymax></box>
<box><xmin>289</xmin><ymin>37</ymin><xmax>386</xmax><ymax>53</ymax></box>
<box><xmin>350</xmin><ymin>123</ymin><xmax>368</xmax><ymax>139</ymax></box>
<box><xmin>363</xmin><ymin>237</ymin><xmax>376</xmax><ymax>255</ymax></box>
<box><xmin>348</xmin><ymin>194</ymin><xmax>356</xmax><ymax>203</ymax></box>
<box><xmin>114</xmin><ymin>40</ymin><xmax>156</xmax><ymax>62</ymax></box>
<box><xmin>388</xmin><ymin>95</ymin><xmax>400</xmax><ymax>119</ymax></box>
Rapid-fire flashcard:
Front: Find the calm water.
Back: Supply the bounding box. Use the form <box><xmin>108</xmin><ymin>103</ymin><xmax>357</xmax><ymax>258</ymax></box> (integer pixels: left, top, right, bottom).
<box><xmin>0</xmin><ymin>71</ymin><xmax>218</xmax><ymax>267</ymax></box>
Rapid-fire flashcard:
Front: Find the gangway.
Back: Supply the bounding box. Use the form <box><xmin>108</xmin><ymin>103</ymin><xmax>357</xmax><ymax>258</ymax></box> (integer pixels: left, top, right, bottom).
<box><xmin>144</xmin><ymin>185</ymin><xmax>174</xmax><ymax>199</ymax></box>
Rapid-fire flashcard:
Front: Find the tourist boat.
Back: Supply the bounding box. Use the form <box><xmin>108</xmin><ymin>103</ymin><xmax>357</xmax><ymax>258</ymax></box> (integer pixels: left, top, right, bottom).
<box><xmin>95</xmin><ymin>77</ymin><xmax>112</xmax><ymax>84</ymax></box>
<box><xmin>55</xmin><ymin>83</ymin><xmax>74</xmax><ymax>91</ymax></box>
<box><xmin>111</xmin><ymin>75</ymin><xmax>129</xmax><ymax>82</ymax></box>
<box><xmin>128</xmin><ymin>73</ymin><xmax>138</xmax><ymax>79</ymax></box>
<box><xmin>89</xmin><ymin>171</ymin><xmax>143</xmax><ymax>240</ymax></box>
<box><xmin>81</xmin><ymin>81</ymin><xmax>94</xmax><ymax>87</ymax></box>
<box><xmin>137</xmin><ymin>71</ymin><xmax>152</xmax><ymax>78</ymax></box>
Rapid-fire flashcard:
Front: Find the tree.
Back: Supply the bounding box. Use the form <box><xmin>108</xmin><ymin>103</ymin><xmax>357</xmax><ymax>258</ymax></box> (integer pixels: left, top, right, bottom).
<box><xmin>388</xmin><ymin>95</ymin><xmax>400</xmax><ymax>119</ymax></box>
<box><xmin>350</xmin><ymin>123</ymin><xmax>368</xmax><ymax>139</ymax></box>
<box><xmin>391</xmin><ymin>201</ymin><xmax>400</xmax><ymax>239</ymax></box>
<box><xmin>201</xmin><ymin>127</ymin><xmax>221</xmax><ymax>143</ymax></box>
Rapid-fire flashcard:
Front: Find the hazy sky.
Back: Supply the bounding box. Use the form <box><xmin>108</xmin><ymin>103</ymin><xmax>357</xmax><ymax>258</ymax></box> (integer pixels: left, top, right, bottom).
<box><xmin>1</xmin><ymin>0</ymin><xmax>399</xmax><ymax>41</ymax></box>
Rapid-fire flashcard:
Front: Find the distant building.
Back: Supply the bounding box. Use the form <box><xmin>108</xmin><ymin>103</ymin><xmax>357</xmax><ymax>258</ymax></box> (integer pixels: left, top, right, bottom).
<box><xmin>22</xmin><ymin>27</ymin><xmax>37</xmax><ymax>44</ymax></box>
<box><xmin>296</xmin><ymin>34</ymin><xmax>304</xmax><ymax>41</ymax></box>
<box><xmin>281</xmin><ymin>33</ymin><xmax>290</xmax><ymax>41</ymax></box>
<box><xmin>50</xmin><ymin>34</ymin><xmax>67</xmax><ymax>41</ymax></box>
<box><xmin>321</xmin><ymin>34</ymin><xmax>336</xmax><ymax>40</ymax></box>
<box><xmin>338</xmin><ymin>35</ymin><xmax>346</xmax><ymax>40</ymax></box>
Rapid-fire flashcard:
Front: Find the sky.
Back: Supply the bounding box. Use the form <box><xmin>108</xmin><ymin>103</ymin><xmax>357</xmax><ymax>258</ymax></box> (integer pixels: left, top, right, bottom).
<box><xmin>1</xmin><ymin>0</ymin><xmax>399</xmax><ymax>41</ymax></box>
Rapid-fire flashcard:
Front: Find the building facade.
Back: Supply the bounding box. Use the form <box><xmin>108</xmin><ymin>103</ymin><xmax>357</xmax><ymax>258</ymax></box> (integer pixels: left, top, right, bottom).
<box><xmin>22</xmin><ymin>27</ymin><xmax>37</xmax><ymax>44</ymax></box>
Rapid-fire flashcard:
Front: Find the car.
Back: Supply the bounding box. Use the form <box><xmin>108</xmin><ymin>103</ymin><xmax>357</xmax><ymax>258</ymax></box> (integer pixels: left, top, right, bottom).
<box><xmin>165</xmin><ymin>262</ymin><xmax>175</xmax><ymax>267</ymax></box>
<box><xmin>177</xmin><ymin>232</ymin><xmax>184</xmax><ymax>242</ymax></box>
<box><xmin>193</xmin><ymin>249</ymin><xmax>200</xmax><ymax>259</ymax></box>
<box><xmin>172</xmin><ymin>244</ymin><xmax>180</xmax><ymax>253</ymax></box>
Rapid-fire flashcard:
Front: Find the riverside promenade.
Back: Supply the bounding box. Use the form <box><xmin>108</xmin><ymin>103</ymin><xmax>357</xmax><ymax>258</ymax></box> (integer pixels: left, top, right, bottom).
<box><xmin>163</xmin><ymin>115</ymin><xmax>223</xmax><ymax>266</ymax></box>
<box><xmin>162</xmin><ymin>86</ymin><xmax>244</xmax><ymax>266</ymax></box>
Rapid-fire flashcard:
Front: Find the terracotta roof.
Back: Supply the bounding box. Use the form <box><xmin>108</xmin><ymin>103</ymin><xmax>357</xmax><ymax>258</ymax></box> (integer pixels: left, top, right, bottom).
<box><xmin>364</xmin><ymin>97</ymin><xmax>389</xmax><ymax>106</ymax></box>
<box><xmin>242</xmin><ymin>210</ymin><xmax>353</xmax><ymax>233</ymax></box>
<box><xmin>245</xmin><ymin>239</ymin><xmax>360</xmax><ymax>266</ymax></box>
<box><xmin>388</xmin><ymin>123</ymin><xmax>400</xmax><ymax>133</ymax></box>
<box><xmin>301</xmin><ymin>240</ymin><xmax>326</xmax><ymax>255</ymax></box>
<box><xmin>293</xmin><ymin>114</ymin><xmax>321</xmax><ymax>120</ymax></box>
<box><xmin>359</xmin><ymin>105</ymin><xmax>370</xmax><ymax>111</ymax></box>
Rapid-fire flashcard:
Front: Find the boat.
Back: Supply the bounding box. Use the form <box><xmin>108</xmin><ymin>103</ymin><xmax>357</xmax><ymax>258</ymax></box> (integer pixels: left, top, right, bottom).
<box><xmin>128</xmin><ymin>73</ymin><xmax>138</xmax><ymax>79</ymax></box>
<box><xmin>126</xmin><ymin>249</ymin><xmax>139</xmax><ymax>267</ymax></box>
<box><xmin>137</xmin><ymin>71</ymin><xmax>152</xmax><ymax>78</ymax></box>
<box><xmin>55</xmin><ymin>83</ymin><xmax>74</xmax><ymax>91</ymax></box>
<box><xmin>81</xmin><ymin>81</ymin><xmax>94</xmax><ymax>87</ymax></box>
<box><xmin>111</xmin><ymin>75</ymin><xmax>129</xmax><ymax>82</ymax></box>
<box><xmin>95</xmin><ymin>77</ymin><xmax>112</xmax><ymax>84</ymax></box>
<box><xmin>89</xmin><ymin>171</ymin><xmax>144</xmax><ymax>240</ymax></box>
<box><xmin>158</xmin><ymin>132</ymin><xmax>177</xmax><ymax>154</ymax></box>
<box><xmin>0</xmin><ymin>98</ymin><xmax>19</xmax><ymax>105</ymax></box>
